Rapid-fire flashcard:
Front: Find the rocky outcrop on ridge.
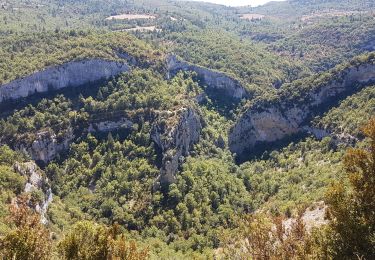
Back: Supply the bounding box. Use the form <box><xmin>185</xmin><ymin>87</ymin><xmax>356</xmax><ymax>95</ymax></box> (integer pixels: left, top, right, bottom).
<box><xmin>283</xmin><ymin>201</ymin><xmax>328</xmax><ymax>233</ymax></box>
<box><xmin>151</xmin><ymin>107</ymin><xmax>203</xmax><ymax>186</ymax></box>
<box><xmin>17</xmin><ymin>128</ymin><xmax>75</xmax><ymax>164</ymax></box>
<box><xmin>166</xmin><ymin>55</ymin><xmax>249</xmax><ymax>100</ymax></box>
<box><xmin>229</xmin><ymin>55</ymin><xmax>375</xmax><ymax>157</ymax></box>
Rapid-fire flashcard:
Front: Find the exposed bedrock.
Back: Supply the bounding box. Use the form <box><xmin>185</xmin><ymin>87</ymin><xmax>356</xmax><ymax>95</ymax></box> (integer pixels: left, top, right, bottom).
<box><xmin>18</xmin><ymin>105</ymin><xmax>201</xmax><ymax>185</ymax></box>
<box><xmin>0</xmin><ymin>59</ymin><xmax>130</xmax><ymax>103</ymax></box>
<box><xmin>88</xmin><ymin>118</ymin><xmax>133</xmax><ymax>133</ymax></box>
<box><xmin>166</xmin><ymin>55</ymin><xmax>249</xmax><ymax>100</ymax></box>
<box><xmin>229</xmin><ymin>62</ymin><xmax>375</xmax><ymax>157</ymax></box>
<box><xmin>17</xmin><ymin>128</ymin><xmax>75</xmax><ymax>164</ymax></box>
<box><xmin>151</xmin><ymin>107</ymin><xmax>203</xmax><ymax>186</ymax></box>
<box><xmin>14</xmin><ymin>117</ymin><xmax>133</xmax><ymax>164</ymax></box>
<box><xmin>14</xmin><ymin>161</ymin><xmax>53</xmax><ymax>224</ymax></box>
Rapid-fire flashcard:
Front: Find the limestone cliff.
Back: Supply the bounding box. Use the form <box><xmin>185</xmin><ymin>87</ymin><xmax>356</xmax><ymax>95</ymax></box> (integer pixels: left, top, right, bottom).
<box><xmin>17</xmin><ymin>128</ymin><xmax>75</xmax><ymax>164</ymax></box>
<box><xmin>166</xmin><ymin>55</ymin><xmax>249</xmax><ymax>100</ymax></box>
<box><xmin>0</xmin><ymin>59</ymin><xmax>130</xmax><ymax>103</ymax></box>
<box><xmin>14</xmin><ymin>161</ymin><xmax>53</xmax><ymax>224</ymax></box>
<box><xmin>15</xmin><ymin>117</ymin><xmax>133</xmax><ymax>164</ymax></box>
<box><xmin>229</xmin><ymin>57</ymin><xmax>375</xmax><ymax>157</ymax></box>
<box><xmin>151</xmin><ymin>107</ymin><xmax>202</xmax><ymax>185</ymax></box>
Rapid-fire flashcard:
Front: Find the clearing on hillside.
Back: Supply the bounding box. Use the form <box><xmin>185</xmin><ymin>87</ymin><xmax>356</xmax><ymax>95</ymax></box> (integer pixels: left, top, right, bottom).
<box><xmin>240</xmin><ymin>13</ymin><xmax>265</xmax><ymax>20</ymax></box>
<box><xmin>124</xmin><ymin>26</ymin><xmax>162</xmax><ymax>32</ymax></box>
<box><xmin>105</xmin><ymin>14</ymin><xmax>156</xmax><ymax>20</ymax></box>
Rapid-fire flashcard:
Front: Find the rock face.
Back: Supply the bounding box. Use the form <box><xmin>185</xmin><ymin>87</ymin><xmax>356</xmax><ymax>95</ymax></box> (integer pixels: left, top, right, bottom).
<box><xmin>19</xmin><ymin>117</ymin><xmax>134</xmax><ymax>163</ymax></box>
<box><xmin>18</xmin><ymin>128</ymin><xmax>75</xmax><ymax>164</ymax></box>
<box><xmin>15</xmin><ymin>106</ymin><xmax>201</xmax><ymax>186</ymax></box>
<box><xmin>0</xmin><ymin>59</ymin><xmax>130</xmax><ymax>103</ymax></box>
<box><xmin>14</xmin><ymin>162</ymin><xmax>46</xmax><ymax>193</ymax></box>
<box><xmin>14</xmin><ymin>161</ymin><xmax>53</xmax><ymax>224</ymax></box>
<box><xmin>166</xmin><ymin>55</ymin><xmax>248</xmax><ymax>100</ymax></box>
<box><xmin>151</xmin><ymin>107</ymin><xmax>202</xmax><ymax>185</ymax></box>
<box><xmin>88</xmin><ymin>118</ymin><xmax>133</xmax><ymax>133</ymax></box>
<box><xmin>229</xmin><ymin>62</ymin><xmax>375</xmax><ymax>157</ymax></box>
<box><xmin>302</xmin><ymin>126</ymin><xmax>330</xmax><ymax>140</ymax></box>
<box><xmin>14</xmin><ymin>117</ymin><xmax>134</xmax><ymax>164</ymax></box>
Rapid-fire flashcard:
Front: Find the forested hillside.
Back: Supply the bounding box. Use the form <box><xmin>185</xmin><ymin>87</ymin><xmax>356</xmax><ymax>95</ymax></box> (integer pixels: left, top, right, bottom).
<box><xmin>0</xmin><ymin>0</ymin><xmax>374</xmax><ymax>259</ymax></box>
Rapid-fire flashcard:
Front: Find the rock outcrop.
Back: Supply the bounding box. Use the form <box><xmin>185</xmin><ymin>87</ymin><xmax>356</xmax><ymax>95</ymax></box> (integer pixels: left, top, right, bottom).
<box><xmin>302</xmin><ymin>126</ymin><xmax>330</xmax><ymax>140</ymax></box>
<box><xmin>17</xmin><ymin>128</ymin><xmax>75</xmax><ymax>164</ymax></box>
<box><xmin>0</xmin><ymin>58</ymin><xmax>130</xmax><ymax>103</ymax></box>
<box><xmin>166</xmin><ymin>55</ymin><xmax>249</xmax><ymax>100</ymax></box>
<box><xmin>14</xmin><ymin>161</ymin><xmax>53</xmax><ymax>224</ymax></box>
<box><xmin>15</xmin><ymin>106</ymin><xmax>201</xmax><ymax>185</ymax></box>
<box><xmin>151</xmin><ymin>107</ymin><xmax>202</xmax><ymax>185</ymax></box>
<box><xmin>16</xmin><ymin>117</ymin><xmax>134</xmax><ymax>164</ymax></box>
<box><xmin>229</xmin><ymin>59</ymin><xmax>375</xmax><ymax>157</ymax></box>
<box><xmin>283</xmin><ymin>201</ymin><xmax>328</xmax><ymax>233</ymax></box>
<box><xmin>88</xmin><ymin>118</ymin><xmax>133</xmax><ymax>133</ymax></box>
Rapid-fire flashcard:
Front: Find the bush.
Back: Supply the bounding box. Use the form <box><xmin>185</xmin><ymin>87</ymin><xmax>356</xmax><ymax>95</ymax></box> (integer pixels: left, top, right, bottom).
<box><xmin>58</xmin><ymin>221</ymin><xmax>148</xmax><ymax>260</ymax></box>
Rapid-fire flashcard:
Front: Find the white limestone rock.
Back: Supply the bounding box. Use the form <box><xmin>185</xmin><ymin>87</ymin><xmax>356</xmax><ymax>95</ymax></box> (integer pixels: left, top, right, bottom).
<box><xmin>18</xmin><ymin>128</ymin><xmax>74</xmax><ymax>164</ymax></box>
<box><xmin>0</xmin><ymin>58</ymin><xmax>130</xmax><ymax>103</ymax></box>
<box><xmin>14</xmin><ymin>161</ymin><xmax>53</xmax><ymax>224</ymax></box>
<box><xmin>229</xmin><ymin>62</ymin><xmax>375</xmax><ymax>157</ymax></box>
<box><xmin>151</xmin><ymin>107</ymin><xmax>202</xmax><ymax>185</ymax></box>
<box><xmin>167</xmin><ymin>55</ymin><xmax>248</xmax><ymax>100</ymax></box>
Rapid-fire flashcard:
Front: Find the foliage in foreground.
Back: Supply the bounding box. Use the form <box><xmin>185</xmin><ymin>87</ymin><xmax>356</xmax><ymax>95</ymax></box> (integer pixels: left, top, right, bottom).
<box><xmin>221</xmin><ymin>213</ymin><xmax>317</xmax><ymax>260</ymax></box>
<box><xmin>59</xmin><ymin>221</ymin><xmax>148</xmax><ymax>260</ymax></box>
<box><xmin>324</xmin><ymin>118</ymin><xmax>375</xmax><ymax>259</ymax></box>
<box><xmin>0</xmin><ymin>196</ymin><xmax>52</xmax><ymax>260</ymax></box>
<box><xmin>0</xmin><ymin>196</ymin><xmax>149</xmax><ymax>260</ymax></box>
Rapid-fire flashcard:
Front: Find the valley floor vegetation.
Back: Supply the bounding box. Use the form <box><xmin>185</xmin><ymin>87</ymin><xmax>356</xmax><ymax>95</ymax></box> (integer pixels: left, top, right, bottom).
<box><xmin>1</xmin><ymin>0</ymin><xmax>375</xmax><ymax>259</ymax></box>
<box><xmin>1</xmin><ymin>118</ymin><xmax>374</xmax><ymax>259</ymax></box>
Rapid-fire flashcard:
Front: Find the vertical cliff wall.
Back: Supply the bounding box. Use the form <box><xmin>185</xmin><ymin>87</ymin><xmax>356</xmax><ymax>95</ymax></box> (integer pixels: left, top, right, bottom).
<box><xmin>14</xmin><ymin>116</ymin><xmax>134</xmax><ymax>164</ymax></box>
<box><xmin>166</xmin><ymin>55</ymin><xmax>249</xmax><ymax>100</ymax></box>
<box><xmin>229</xmin><ymin>61</ymin><xmax>375</xmax><ymax>157</ymax></box>
<box><xmin>0</xmin><ymin>59</ymin><xmax>130</xmax><ymax>103</ymax></box>
<box><xmin>16</xmin><ymin>128</ymin><xmax>75</xmax><ymax>164</ymax></box>
<box><xmin>14</xmin><ymin>161</ymin><xmax>52</xmax><ymax>224</ymax></box>
<box><xmin>151</xmin><ymin>107</ymin><xmax>202</xmax><ymax>186</ymax></box>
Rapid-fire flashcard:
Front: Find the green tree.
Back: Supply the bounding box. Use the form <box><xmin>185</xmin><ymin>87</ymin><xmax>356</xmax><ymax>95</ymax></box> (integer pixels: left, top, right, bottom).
<box><xmin>324</xmin><ymin>118</ymin><xmax>375</xmax><ymax>259</ymax></box>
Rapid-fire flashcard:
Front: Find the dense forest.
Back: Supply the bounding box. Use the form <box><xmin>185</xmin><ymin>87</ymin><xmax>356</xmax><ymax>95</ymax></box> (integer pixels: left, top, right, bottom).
<box><xmin>0</xmin><ymin>0</ymin><xmax>374</xmax><ymax>259</ymax></box>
